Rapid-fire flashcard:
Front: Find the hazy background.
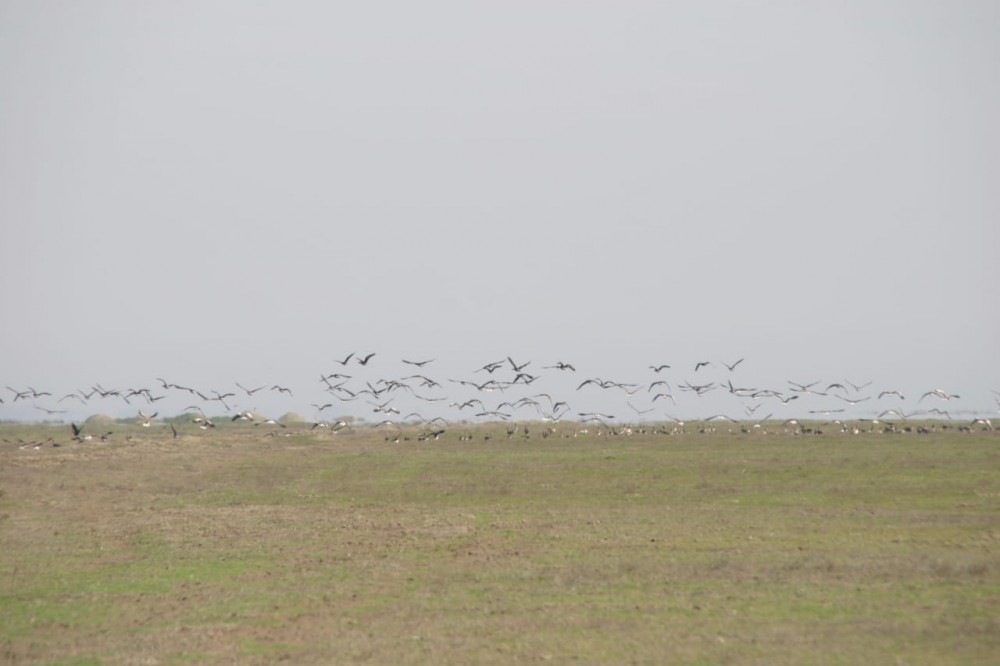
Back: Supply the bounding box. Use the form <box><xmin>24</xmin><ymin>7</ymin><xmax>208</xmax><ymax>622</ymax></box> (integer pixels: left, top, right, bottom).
<box><xmin>2</xmin><ymin>1</ymin><xmax>998</xmax><ymax>424</ymax></box>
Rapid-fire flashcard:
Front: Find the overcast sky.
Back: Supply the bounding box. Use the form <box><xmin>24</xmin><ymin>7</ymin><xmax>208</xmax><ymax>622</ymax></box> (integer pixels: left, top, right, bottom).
<box><xmin>2</xmin><ymin>1</ymin><xmax>998</xmax><ymax>424</ymax></box>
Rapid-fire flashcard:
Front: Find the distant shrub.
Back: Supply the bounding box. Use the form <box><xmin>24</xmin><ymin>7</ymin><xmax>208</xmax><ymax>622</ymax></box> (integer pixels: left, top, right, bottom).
<box><xmin>84</xmin><ymin>414</ymin><xmax>116</xmax><ymax>429</ymax></box>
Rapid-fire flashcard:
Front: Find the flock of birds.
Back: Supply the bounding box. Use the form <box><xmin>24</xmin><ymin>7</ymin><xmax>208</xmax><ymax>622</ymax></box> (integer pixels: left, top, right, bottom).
<box><xmin>2</xmin><ymin>353</ymin><xmax>998</xmax><ymax>447</ymax></box>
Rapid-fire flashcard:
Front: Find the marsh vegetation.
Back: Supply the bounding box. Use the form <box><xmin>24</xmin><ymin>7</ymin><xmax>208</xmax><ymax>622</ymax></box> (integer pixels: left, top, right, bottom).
<box><xmin>1</xmin><ymin>423</ymin><xmax>998</xmax><ymax>664</ymax></box>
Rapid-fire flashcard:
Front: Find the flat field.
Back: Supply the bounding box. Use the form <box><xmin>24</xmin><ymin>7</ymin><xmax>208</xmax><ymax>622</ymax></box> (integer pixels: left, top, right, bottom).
<box><xmin>1</xmin><ymin>423</ymin><xmax>998</xmax><ymax>665</ymax></box>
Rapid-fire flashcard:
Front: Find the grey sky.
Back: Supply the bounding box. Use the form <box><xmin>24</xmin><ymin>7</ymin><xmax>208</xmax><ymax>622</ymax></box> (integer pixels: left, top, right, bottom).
<box><xmin>2</xmin><ymin>1</ymin><xmax>998</xmax><ymax>423</ymax></box>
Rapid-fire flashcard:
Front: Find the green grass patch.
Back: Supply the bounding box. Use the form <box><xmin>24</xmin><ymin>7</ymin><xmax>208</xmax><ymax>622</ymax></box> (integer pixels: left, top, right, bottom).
<box><xmin>1</xmin><ymin>426</ymin><xmax>998</xmax><ymax>664</ymax></box>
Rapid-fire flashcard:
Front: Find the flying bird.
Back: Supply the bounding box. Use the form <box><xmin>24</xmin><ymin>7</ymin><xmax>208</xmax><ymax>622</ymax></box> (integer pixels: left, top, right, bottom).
<box><xmin>137</xmin><ymin>410</ymin><xmax>158</xmax><ymax>426</ymax></box>
<box><xmin>475</xmin><ymin>360</ymin><xmax>506</xmax><ymax>374</ymax></box>
<box><xmin>507</xmin><ymin>357</ymin><xmax>531</xmax><ymax>372</ymax></box>
<box><xmin>919</xmin><ymin>389</ymin><xmax>960</xmax><ymax>402</ymax></box>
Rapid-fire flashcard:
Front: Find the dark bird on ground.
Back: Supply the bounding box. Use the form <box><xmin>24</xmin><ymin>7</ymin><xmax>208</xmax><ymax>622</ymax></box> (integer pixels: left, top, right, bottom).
<box><xmin>70</xmin><ymin>422</ymin><xmax>90</xmax><ymax>441</ymax></box>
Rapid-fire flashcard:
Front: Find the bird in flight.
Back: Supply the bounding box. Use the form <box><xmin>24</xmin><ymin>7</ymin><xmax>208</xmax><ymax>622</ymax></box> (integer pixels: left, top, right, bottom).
<box><xmin>508</xmin><ymin>357</ymin><xmax>530</xmax><ymax>372</ymax></box>
<box><xmin>651</xmin><ymin>392</ymin><xmax>676</xmax><ymax>405</ymax></box>
<box><xmin>721</xmin><ymin>358</ymin><xmax>744</xmax><ymax>372</ymax></box>
<box><xmin>334</xmin><ymin>353</ymin><xmax>355</xmax><ymax>366</ymax></box>
<box><xmin>627</xmin><ymin>401</ymin><xmax>654</xmax><ymax>416</ymax></box>
<box><xmin>920</xmin><ymin>389</ymin><xmax>960</xmax><ymax>402</ymax></box>
<box><xmin>402</xmin><ymin>358</ymin><xmax>434</xmax><ymax>367</ymax></box>
<box><xmin>649</xmin><ymin>364</ymin><xmax>671</xmax><ymax>373</ymax></box>
<box><xmin>694</xmin><ymin>361</ymin><xmax>712</xmax><ymax>372</ymax></box>
<box><xmin>357</xmin><ymin>353</ymin><xmax>376</xmax><ymax>366</ymax></box>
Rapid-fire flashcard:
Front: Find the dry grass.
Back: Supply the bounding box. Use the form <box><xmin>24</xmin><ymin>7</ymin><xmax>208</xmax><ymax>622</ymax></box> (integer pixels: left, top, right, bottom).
<box><xmin>1</xmin><ymin>423</ymin><xmax>998</xmax><ymax>664</ymax></box>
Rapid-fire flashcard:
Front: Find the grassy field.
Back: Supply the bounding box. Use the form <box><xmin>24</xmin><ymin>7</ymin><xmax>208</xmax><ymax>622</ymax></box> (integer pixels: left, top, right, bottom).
<box><xmin>1</xmin><ymin>422</ymin><xmax>998</xmax><ymax>665</ymax></box>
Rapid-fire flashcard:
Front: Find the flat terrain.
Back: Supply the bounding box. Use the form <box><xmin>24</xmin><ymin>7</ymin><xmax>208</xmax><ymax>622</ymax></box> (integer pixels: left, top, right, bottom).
<box><xmin>1</xmin><ymin>423</ymin><xmax>998</xmax><ymax>665</ymax></box>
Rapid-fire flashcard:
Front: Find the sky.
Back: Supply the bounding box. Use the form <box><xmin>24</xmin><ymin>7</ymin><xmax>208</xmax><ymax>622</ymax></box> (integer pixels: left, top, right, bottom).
<box><xmin>1</xmin><ymin>1</ymin><xmax>998</xmax><ymax>425</ymax></box>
